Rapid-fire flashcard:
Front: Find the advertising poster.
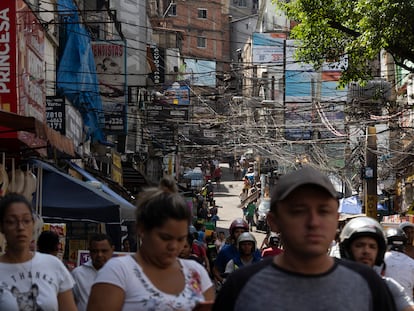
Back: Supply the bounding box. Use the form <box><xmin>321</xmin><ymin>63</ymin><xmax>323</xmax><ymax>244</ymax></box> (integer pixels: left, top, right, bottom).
<box><xmin>69</xmin><ymin>239</ymin><xmax>87</xmax><ymax>264</ymax></box>
<box><xmin>285</xmin><ymin>70</ymin><xmax>316</xmax><ymax>103</ymax></box>
<box><xmin>182</xmin><ymin>59</ymin><xmax>216</xmax><ymax>87</ymax></box>
<box><xmin>252</xmin><ymin>33</ymin><xmax>285</xmax><ymax>64</ymax></box>
<box><xmin>154</xmin><ymin>84</ymin><xmax>191</xmax><ymax>106</ymax></box>
<box><xmin>92</xmin><ymin>41</ymin><xmax>127</xmax><ymax>134</ymax></box>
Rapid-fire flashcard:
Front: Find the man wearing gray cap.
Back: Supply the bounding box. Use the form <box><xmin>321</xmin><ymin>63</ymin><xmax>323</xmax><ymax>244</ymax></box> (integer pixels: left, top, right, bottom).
<box><xmin>213</xmin><ymin>166</ymin><xmax>396</xmax><ymax>311</ymax></box>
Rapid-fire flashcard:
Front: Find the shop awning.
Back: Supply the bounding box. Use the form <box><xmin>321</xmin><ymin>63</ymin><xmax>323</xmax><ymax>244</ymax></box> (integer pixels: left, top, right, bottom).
<box><xmin>0</xmin><ymin>110</ymin><xmax>75</xmax><ymax>156</ymax></box>
<box><xmin>67</xmin><ymin>161</ymin><xmax>136</xmax><ymax>221</ymax></box>
<box><xmin>30</xmin><ymin>159</ymin><xmax>132</xmax><ymax>223</ymax></box>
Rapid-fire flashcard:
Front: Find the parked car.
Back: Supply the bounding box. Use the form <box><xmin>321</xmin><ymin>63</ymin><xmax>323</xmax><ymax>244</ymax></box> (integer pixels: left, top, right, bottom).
<box><xmin>255</xmin><ymin>198</ymin><xmax>271</xmax><ymax>232</ymax></box>
<box><xmin>183</xmin><ymin>167</ymin><xmax>204</xmax><ymax>190</ymax></box>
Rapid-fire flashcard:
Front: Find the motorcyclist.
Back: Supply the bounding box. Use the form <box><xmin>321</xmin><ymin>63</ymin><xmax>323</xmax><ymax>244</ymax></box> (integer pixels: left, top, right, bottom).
<box><xmin>213</xmin><ymin>218</ymin><xmax>250</xmax><ymax>284</ymax></box>
<box><xmin>339</xmin><ymin>216</ymin><xmax>414</xmax><ymax>311</ymax></box>
<box><xmin>384</xmin><ymin>227</ymin><xmax>414</xmax><ymax>299</ymax></box>
<box><xmin>224</xmin><ymin>232</ymin><xmax>261</xmax><ymax>274</ymax></box>
<box><xmin>261</xmin><ymin>234</ymin><xmax>283</xmax><ymax>258</ymax></box>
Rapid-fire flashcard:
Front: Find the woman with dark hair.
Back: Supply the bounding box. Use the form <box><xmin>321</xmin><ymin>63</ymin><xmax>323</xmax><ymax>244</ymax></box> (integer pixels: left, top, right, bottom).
<box><xmin>0</xmin><ymin>193</ymin><xmax>76</xmax><ymax>311</ymax></box>
<box><xmin>88</xmin><ymin>177</ymin><xmax>214</xmax><ymax>311</ymax></box>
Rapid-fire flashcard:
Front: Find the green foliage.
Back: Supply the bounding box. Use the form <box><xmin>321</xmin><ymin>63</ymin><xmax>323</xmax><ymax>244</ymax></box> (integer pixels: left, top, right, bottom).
<box><xmin>274</xmin><ymin>0</ymin><xmax>414</xmax><ymax>85</ymax></box>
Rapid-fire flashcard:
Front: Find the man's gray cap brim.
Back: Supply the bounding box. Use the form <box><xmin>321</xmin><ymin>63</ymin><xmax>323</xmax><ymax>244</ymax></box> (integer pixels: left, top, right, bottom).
<box><xmin>272</xmin><ymin>166</ymin><xmax>338</xmax><ymax>201</ymax></box>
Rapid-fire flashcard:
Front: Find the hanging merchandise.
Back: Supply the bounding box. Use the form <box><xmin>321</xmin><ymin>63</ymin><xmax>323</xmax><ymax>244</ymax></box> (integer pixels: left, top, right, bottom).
<box><xmin>22</xmin><ymin>168</ymin><xmax>37</xmax><ymax>201</ymax></box>
<box><xmin>8</xmin><ymin>158</ymin><xmax>25</xmax><ymax>194</ymax></box>
<box><xmin>14</xmin><ymin>169</ymin><xmax>25</xmax><ymax>194</ymax></box>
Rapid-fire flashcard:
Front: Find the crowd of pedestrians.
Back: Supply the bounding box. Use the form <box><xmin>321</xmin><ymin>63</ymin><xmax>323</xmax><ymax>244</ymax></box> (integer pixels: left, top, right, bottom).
<box><xmin>2</xmin><ymin>168</ymin><xmax>414</xmax><ymax>310</ymax></box>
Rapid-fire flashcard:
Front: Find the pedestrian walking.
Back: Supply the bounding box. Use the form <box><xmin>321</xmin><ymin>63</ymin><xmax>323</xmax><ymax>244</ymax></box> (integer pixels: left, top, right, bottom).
<box><xmin>245</xmin><ymin>200</ymin><xmax>256</xmax><ymax>231</ymax></box>
<box><xmin>87</xmin><ymin>176</ymin><xmax>214</xmax><ymax>311</ymax></box>
<box><xmin>0</xmin><ymin>193</ymin><xmax>77</xmax><ymax>311</ymax></box>
<box><xmin>213</xmin><ymin>166</ymin><xmax>396</xmax><ymax>310</ymax></box>
<box><xmin>72</xmin><ymin>233</ymin><xmax>114</xmax><ymax>311</ymax></box>
<box><xmin>37</xmin><ymin>230</ymin><xmax>60</xmax><ymax>256</ymax></box>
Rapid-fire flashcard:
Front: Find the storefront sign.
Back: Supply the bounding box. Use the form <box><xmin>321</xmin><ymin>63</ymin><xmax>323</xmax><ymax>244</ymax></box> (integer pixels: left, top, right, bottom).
<box><xmin>147</xmin><ymin>44</ymin><xmax>165</xmax><ymax>84</ymax></box>
<box><xmin>46</xmin><ymin>96</ymin><xmax>65</xmax><ymax>133</ymax></box>
<box><xmin>0</xmin><ymin>2</ymin><xmax>17</xmax><ymax>139</ymax></box>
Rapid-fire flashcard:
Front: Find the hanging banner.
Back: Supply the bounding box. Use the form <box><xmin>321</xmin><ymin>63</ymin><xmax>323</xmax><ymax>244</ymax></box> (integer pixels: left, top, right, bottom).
<box><xmin>92</xmin><ymin>41</ymin><xmax>127</xmax><ymax>134</ymax></box>
<box><xmin>147</xmin><ymin>44</ymin><xmax>165</xmax><ymax>84</ymax></box>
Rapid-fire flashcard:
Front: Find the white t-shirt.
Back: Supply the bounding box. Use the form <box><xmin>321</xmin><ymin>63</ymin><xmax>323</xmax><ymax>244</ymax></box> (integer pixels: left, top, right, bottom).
<box><xmin>0</xmin><ymin>252</ymin><xmax>74</xmax><ymax>311</ymax></box>
<box><xmin>94</xmin><ymin>255</ymin><xmax>213</xmax><ymax>311</ymax></box>
<box><xmin>72</xmin><ymin>259</ymin><xmax>97</xmax><ymax>311</ymax></box>
<box><xmin>384</xmin><ymin>250</ymin><xmax>414</xmax><ymax>298</ymax></box>
<box><xmin>384</xmin><ymin>276</ymin><xmax>414</xmax><ymax>311</ymax></box>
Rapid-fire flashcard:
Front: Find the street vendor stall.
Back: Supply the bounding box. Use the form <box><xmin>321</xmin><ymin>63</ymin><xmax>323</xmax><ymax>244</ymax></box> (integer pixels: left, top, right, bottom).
<box><xmin>29</xmin><ymin>159</ymin><xmax>136</xmax><ymax>267</ymax></box>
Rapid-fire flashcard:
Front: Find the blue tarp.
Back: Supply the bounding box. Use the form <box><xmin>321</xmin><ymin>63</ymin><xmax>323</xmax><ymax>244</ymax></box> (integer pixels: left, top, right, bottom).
<box><xmin>339</xmin><ymin>196</ymin><xmax>386</xmax><ymax>214</ymax></box>
<box><xmin>339</xmin><ymin>196</ymin><xmax>362</xmax><ymax>214</ymax></box>
<box><xmin>56</xmin><ymin>0</ymin><xmax>104</xmax><ymax>142</ymax></box>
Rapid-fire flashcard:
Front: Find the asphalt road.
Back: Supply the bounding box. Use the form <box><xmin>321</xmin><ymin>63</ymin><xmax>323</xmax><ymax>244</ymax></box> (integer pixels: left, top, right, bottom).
<box><xmin>211</xmin><ymin>165</ymin><xmax>266</xmax><ymax>247</ymax></box>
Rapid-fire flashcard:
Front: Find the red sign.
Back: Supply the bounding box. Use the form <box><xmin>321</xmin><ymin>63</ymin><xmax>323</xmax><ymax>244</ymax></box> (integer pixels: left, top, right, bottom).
<box><xmin>0</xmin><ymin>1</ymin><xmax>46</xmax><ymax>152</ymax></box>
<box><xmin>0</xmin><ymin>2</ymin><xmax>17</xmax><ymax>115</ymax></box>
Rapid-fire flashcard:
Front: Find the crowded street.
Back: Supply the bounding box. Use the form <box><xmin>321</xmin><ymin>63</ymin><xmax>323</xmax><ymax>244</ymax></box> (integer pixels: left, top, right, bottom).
<box><xmin>1</xmin><ymin>0</ymin><xmax>414</xmax><ymax>310</ymax></box>
<box><xmin>208</xmin><ymin>164</ymin><xmax>266</xmax><ymax>245</ymax></box>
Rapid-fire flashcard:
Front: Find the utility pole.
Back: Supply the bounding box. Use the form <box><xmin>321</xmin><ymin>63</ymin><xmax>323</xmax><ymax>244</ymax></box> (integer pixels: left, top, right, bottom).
<box><xmin>364</xmin><ymin>126</ymin><xmax>377</xmax><ymax>218</ymax></box>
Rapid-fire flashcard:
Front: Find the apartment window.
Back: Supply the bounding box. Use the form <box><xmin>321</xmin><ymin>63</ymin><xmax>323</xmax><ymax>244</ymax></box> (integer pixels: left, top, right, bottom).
<box><xmin>169</xmin><ymin>4</ymin><xmax>177</xmax><ymax>16</ymax></box>
<box><xmin>197</xmin><ymin>37</ymin><xmax>207</xmax><ymax>48</ymax></box>
<box><xmin>238</xmin><ymin>0</ymin><xmax>247</xmax><ymax>7</ymax></box>
<box><xmin>198</xmin><ymin>8</ymin><xmax>207</xmax><ymax>19</ymax></box>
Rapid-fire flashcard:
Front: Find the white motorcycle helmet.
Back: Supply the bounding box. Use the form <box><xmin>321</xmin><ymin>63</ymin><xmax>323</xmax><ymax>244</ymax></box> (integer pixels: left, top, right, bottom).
<box><xmin>237</xmin><ymin>232</ymin><xmax>257</xmax><ymax>251</ymax></box>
